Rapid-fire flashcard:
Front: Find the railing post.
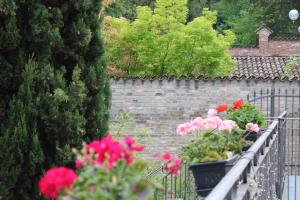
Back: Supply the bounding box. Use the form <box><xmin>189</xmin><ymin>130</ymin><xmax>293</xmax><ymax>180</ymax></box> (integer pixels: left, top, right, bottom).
<box><xmin>270</xmin><ymin>88</ymin><xmax>275</xmax><ymax>118</ymax></box>
<box><xmin>276</xmin><ymin>112</ymin><xmax>286</xmax><ymax>199</ymax></box>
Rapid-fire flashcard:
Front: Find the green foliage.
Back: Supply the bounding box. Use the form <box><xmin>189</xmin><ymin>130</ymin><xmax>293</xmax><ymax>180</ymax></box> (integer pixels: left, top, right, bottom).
<box><xmin>226</xmin><ymin>103</ymin><xmax>266</xmax><ymax>130</ymax></box>
<box><xmin>0</xmin><ymin>0</ymin><xmax>110</xmax><ymax>199</ymax></box>
<box><xmin>212</xmin><ymin>0</ymin><xmax>300</xmax><ymax>45</ymax></box>
<box><xmin>103</xmin><ymin>1</ymin><xmax>236</xmax><ymax>77</ymax></box>
<box><xmin>110</xmin><ymin>111</ymin><xmax>150</xmax><ymax>142</ymax></box>
<box><xmin>285</xmin><ymin>57</ymin><xmax>300</xmax><ymax>78</ymax></box>
<box><xmin>105</xmin><ymin>0</ymin><xmax>155</xmax><ymax>21</ymax></box>
<box><xmin>70</xmin><ymin>160</ymin><xmax>157</xmax><ymax>199</ymax></box>
<box><xmin>213</xmin><ymin>0</ymin><xmax>263</xmax><ymax>45</ymax></box>
<box><xmin>181</xmin><ymin>129</ymin><xmax>245</xmax><ymax>163</ymax></box>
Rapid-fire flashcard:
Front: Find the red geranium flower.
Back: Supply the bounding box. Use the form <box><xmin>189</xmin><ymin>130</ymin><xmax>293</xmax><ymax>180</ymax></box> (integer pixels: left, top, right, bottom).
<box><xmin>233</xmin><ymin>99</ymin><xmax>243</xmax><ymax>109</ymax></box>
<box><xmin>87</xmin><ymin>134</ymin><xmax>123</xmax><ymax>168</ymax></box>
<box><xmin>160</xmin><ymin>153</ymin><xmax>181</xmax><ymax>175</ymax></box>
<box><xmin>39</xmin><ymin>167</ymin><xmax>78</xmax><ymax>199</ymax></box>
<box><xmin>123</xmin><ymin>136</ymin><xmax>144</xmax><ymax>164</ymax></box>
<box><xmin>215</xmin><ymin>104</ymin><xmax>228</xmax><ymax>113</ymax></box>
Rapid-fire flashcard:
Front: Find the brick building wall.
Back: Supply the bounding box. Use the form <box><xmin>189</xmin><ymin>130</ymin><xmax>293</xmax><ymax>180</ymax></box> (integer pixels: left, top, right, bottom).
<box><xmin>230</xmin><ymin>25</ymin><xmax>300</xmax><ymax>57</ymax></box>
<box><xmin>110</xmin><ymin>78</ymin><xmax>300</xmax><ymax>161</ymax></box>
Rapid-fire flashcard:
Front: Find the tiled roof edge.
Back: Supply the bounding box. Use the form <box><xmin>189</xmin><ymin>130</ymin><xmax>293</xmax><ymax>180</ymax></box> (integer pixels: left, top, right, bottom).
<box><xmin>110</xmin><ymin>75</ymin><xmax>300</xmax><ymax>81</ymax></box>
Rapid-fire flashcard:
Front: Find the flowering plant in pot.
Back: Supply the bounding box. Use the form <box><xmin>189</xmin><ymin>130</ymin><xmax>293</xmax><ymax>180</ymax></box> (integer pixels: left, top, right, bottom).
<box><xmin>38</xmin><ymin>134</ymin><xmax>180</xmax><ymax>200</ymax></box>
<box><xmin>177</xmin><ymin>113</ymin><xmax>245</xmax><ymax>196</ymax></box>
<box><xmin>225</xmin><ymin>99</ymin><xmax>266</xmax><ymax>143</ymax></box>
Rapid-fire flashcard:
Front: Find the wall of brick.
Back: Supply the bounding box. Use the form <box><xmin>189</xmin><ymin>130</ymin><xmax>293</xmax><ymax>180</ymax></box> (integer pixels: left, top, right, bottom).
<box><xmin>110</xmin><ymin>78</ymin><xmax>300</xmax><ymax>161</ymax></box>
<box><xmin>230</xmin><ymin>40</ymin><xmax>300</xmax><ymax>57</ymax></box>
<box><xmin>268</xmin><ymin>40</ymin><xmax>300</xmax><ymax>56</ymax></box>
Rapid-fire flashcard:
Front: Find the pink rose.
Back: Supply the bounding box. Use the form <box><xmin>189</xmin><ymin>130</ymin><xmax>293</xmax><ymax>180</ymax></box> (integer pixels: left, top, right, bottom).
<box><xmin>219</xmin><ymin>120</ymin><xmax>238</xmax><ymax>133</ymax></box>
<box><xmin>176</xmin><ymin>123</ymin><xmax>191</xmax><ymax>135</ymax></box>
<box><xmin>190</xmin><ymin>117</ymin><xmax>205</xmax><ymax>131</ymax></box>
<box><xmin>204</xmin><ymin>116</ymin><xmax>223</xmax><ymax>129</ymax></box>
<box><xmin>246</xmin><ymin>123</ymin><xmax>260</xmax><ymax>133</ymax></box>
<box><xmin>207</xmin><ymin>109</ymin><xmax>218</xmax><ymax>117</ymax></box>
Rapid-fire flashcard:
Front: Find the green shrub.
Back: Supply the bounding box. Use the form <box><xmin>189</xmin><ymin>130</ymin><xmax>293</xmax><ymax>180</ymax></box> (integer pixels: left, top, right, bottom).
<box><xmin>226</xmin><ymin>103</ymin><xmax>266</xmax><ymax>130</ymax></box>
<box><xmin>103</xmin><ymin>0</ymin><xmax>236</xmax><ymax>77</ymax></box>
<box><xmin>181</xmin><ymin>129</ymin><xmax>245</xmax><ymax>163</ymax></box>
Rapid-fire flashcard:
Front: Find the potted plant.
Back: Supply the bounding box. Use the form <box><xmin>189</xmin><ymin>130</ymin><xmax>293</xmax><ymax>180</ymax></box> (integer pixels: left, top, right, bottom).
<box><xmin>38</xmin><ymin>134</ymin><xmax>181</xmax><ymax>200</ymax></box>
<box><xmin>177</xmin><ymin>113</ymin><xmax>245</xmax><ymax>196</ymax></box>
<box><xmin>225</xmin><ymin>99</ymin><xmax>266</xmax><ymax>143</ymax></box>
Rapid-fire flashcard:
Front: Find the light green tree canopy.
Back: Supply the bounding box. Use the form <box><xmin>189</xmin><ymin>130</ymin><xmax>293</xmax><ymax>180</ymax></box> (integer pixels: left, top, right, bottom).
<box><xmin>103</xmin><ymin>0</ymin><xmax>236</xmax><ymax>77</ymax></box>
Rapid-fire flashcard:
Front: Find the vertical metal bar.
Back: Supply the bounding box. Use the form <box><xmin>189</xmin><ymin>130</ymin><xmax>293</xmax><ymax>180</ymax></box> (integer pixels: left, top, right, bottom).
<box><xmin>179</xmin><ymin>165</ymin><xmax>182</xmax><ymax>198</ymax></box>
<box><xmin>271</xmin><ymin>88</ymin><xmax>275</xmax><ymax>118</ymax></box>
<box><xmin>170</xmin><ymin>174</ymin><xmax>173</xmax><ymax>199</ymax></box>
<box><xmin>278</xmin><ymin>89</ymin><xmax>281</xmax><ymax>120</ymax></box>
<box><xmin>260</xmin><ymin>88</ymin><xmax>263</xmax><ymax>111</ymax></box>
<box><xmin>184</xmin><ymin>164</ymin><xmax>187</xmax><ymax>200</ymax></box>
<box><xmin>298</xmin><ymin>89</ymin><xmax>300</xmax><ymax>177</ymax></box>
<box><xmin>266</xmin><ymin>89</ymin><xmax>269</xmax><ymax>118</ymax></box>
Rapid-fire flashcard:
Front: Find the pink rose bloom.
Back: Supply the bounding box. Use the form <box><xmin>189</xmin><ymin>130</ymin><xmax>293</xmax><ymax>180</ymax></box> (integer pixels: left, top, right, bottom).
<box><xmin>219</xmin><ymin>120</ymin><xmax>238</xmax><ymax>133</ymax></box>
<box><xmin>176</xmin><ymin>123</ymin><xmax>191</xmax><ymax>135</ymax></box>
<box><xmin>207</xmin><ymin>109</ymin><xmax>218</xmax><ymax>117</ymax></box>
<box><xmin>190</xmin><ymin>117</ymin><xmax>205</xmax><ymax>131</ymax></box>
<box><xmin>204</xmin><ymin>116</ymin><xmax>223</xmax><ymax>129</ymax></box>
<box><xmin>246</xmin><ymin>123</ymin><xmax>260</xmax><ymax>133</ymax></box>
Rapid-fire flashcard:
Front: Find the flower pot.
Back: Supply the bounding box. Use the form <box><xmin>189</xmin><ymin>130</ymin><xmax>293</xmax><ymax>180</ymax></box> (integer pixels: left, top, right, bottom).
<box><xmin>242</xmin><ymin>131</ymin><xmax>261</xmax><ymax>151</ymax></box>
<box><xmin>188</xmin><ymin>155</ymin><xmax>239</xmax><ymax>197</ymax></box>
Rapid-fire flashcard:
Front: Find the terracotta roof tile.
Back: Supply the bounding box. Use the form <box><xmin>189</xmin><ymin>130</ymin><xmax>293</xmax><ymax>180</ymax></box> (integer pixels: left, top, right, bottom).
<box><xmin>230</xmin><ymin>56</ymin><xmax>300</xmax><ymax>80</ymax></box>
<box><xmin>110</xmin><ymin>56</ymin><xmax>300</xmax><ymax>81</ymax></box>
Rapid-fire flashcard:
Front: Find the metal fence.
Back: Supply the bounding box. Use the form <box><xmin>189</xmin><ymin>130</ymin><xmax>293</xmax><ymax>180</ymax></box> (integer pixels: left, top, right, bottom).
<box><xmin>147</xmin><ymin>88</ymin><xmax>300</xmax><ymax>200</ymax></box>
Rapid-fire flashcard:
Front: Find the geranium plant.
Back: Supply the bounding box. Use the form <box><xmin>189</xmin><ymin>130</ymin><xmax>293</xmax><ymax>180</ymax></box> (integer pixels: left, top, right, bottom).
<box><xmin>38</xmin><ymin>134</ymin><xmax>180</xmax><ymax>200</ymax></box>
<box><xmin>177</xmin><ymin>114</ymin><xmax>245</xmax><ymax>163</ymax></box>
<box><xmin>225</xmin><ymin>99</ymin><xmax>266</xmax><ymax>132</ymax></box>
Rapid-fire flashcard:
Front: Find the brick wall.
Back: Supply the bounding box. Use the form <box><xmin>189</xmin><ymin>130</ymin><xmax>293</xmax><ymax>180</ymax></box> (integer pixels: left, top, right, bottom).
<box><xmin>110</xmin><ymin>78</ymin><xmax>300</xmax><ymax>161</ymax></box>
<box><xmin>268</xmin><ymin>40</ymin><xmax>300</xmax><ymax>56</ymax></box>
<box><xmin>230</xmin><ymin>26</ymin><xmax>300</xmax><ymax>57</ymax></box>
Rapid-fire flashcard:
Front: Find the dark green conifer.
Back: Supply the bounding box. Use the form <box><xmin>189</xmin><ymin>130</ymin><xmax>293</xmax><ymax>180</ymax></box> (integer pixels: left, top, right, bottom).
<box><xmin>0</xmin><ymin>0</ymin><xmax>110</xmax><ymax>199</ymax></box>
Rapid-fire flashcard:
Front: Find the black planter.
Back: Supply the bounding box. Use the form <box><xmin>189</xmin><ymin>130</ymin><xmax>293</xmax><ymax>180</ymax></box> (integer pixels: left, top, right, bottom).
<box><xmin>188</xmin><ymin>155</ymin><xmax>238</xmax><ymax>197</ymax></box>
<box><xmin>242</xmin><ymin>132</ymin><xmax>261</xmax><ymax>151</ymax></box>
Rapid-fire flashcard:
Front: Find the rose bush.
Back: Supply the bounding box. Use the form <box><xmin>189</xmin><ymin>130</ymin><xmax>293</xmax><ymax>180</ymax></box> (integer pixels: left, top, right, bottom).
<box><xmin>39</xmin><ymin>135</ymin><xmax>180</xmax><ymax>200</ymax></box>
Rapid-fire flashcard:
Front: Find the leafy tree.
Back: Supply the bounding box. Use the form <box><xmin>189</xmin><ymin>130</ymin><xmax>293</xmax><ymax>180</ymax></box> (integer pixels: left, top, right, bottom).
<box><xmin>213</xmin><ymin>0</ymin><xmax>263</xmax><ymax>45</ymax></box>
<box><xmin>212</xmin><ymin>0</ymin><xmax>300</xmax><ymax>45</ymax></box>
<box><xmin>0</xmin><ymin>0</ymin><xmax>110</xmax><ymax>199</ymax></box>
<box><xmin>103</xmin><ymin>0</ymin><xmax>235</xmax><ymax>77</ymax></box>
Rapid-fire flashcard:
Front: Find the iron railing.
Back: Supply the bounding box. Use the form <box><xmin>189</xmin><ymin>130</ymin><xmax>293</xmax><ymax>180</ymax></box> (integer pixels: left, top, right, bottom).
<box><xmin>206</xmin><ymin>112</ymin><xmax>287</xmax><ymax>200</ymax></box>
<box><xmin>148</xmin><ymin>88</ymin><xmax>300</xmax><ymax>200</ymax></box>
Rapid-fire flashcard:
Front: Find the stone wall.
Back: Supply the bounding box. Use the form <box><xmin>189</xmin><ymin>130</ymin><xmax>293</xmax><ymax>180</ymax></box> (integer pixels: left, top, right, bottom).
<box><xmin>110</xmin><ymin>78</ymin><xmax>300</xmax><ymax>161</ymax></box>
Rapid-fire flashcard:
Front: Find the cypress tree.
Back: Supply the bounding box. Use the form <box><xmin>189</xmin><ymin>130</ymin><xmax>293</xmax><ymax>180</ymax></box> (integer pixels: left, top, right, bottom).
<box><xmin>0</xmin><ymin>0</ymin><xmax>110</xmax><ymax>199</ymax></box>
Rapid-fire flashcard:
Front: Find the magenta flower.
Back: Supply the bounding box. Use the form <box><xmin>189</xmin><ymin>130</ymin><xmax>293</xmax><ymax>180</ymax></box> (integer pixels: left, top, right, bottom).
<box><xmin>160</xmin><ymin>153</ymin><xmax>181</xmax><ymax>175</ymax></box>
<box><xmin>39</xmin><ymin>167</ymin><xmax>78</xmax><ymax>199</ymax></box>
<box><xmin>87</xmin><ymin>134</ymin><xmax>123</xmax><ymax>168</ymax></box>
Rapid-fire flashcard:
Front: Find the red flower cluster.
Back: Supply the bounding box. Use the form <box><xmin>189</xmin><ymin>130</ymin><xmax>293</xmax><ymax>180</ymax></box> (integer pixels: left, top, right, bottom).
<box><xmin>123</xmin><ymin>136</ymin><xmax>144</xmax><ymax>164</ymax></box>
<box><xmin>85</xmin><ymin>134</ymin><xmax>144</xmax><ymax>168</ymax></box>
<box><xmin>38</xmin><ymin>167</ymin><xmax>78</xmax><ymax>199</ymax></box>
<box><xmin>233</xmin><ymin>99</ymin><xmax>243</xmax><ymax>109</ymax></box>
<box><xmin>87</xmin><ymin>134</ymin><xmax>123</xmax><ymax>168</ymax></box>
<box><xmin>215</xmin><ymin>104</ymin><xmax>228</xmax><ymax>113</ymax></box>
<box><xmin>160</xmin><ymin>153</ymin><xmax>181</xmax><ymax>175</ymax></box>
